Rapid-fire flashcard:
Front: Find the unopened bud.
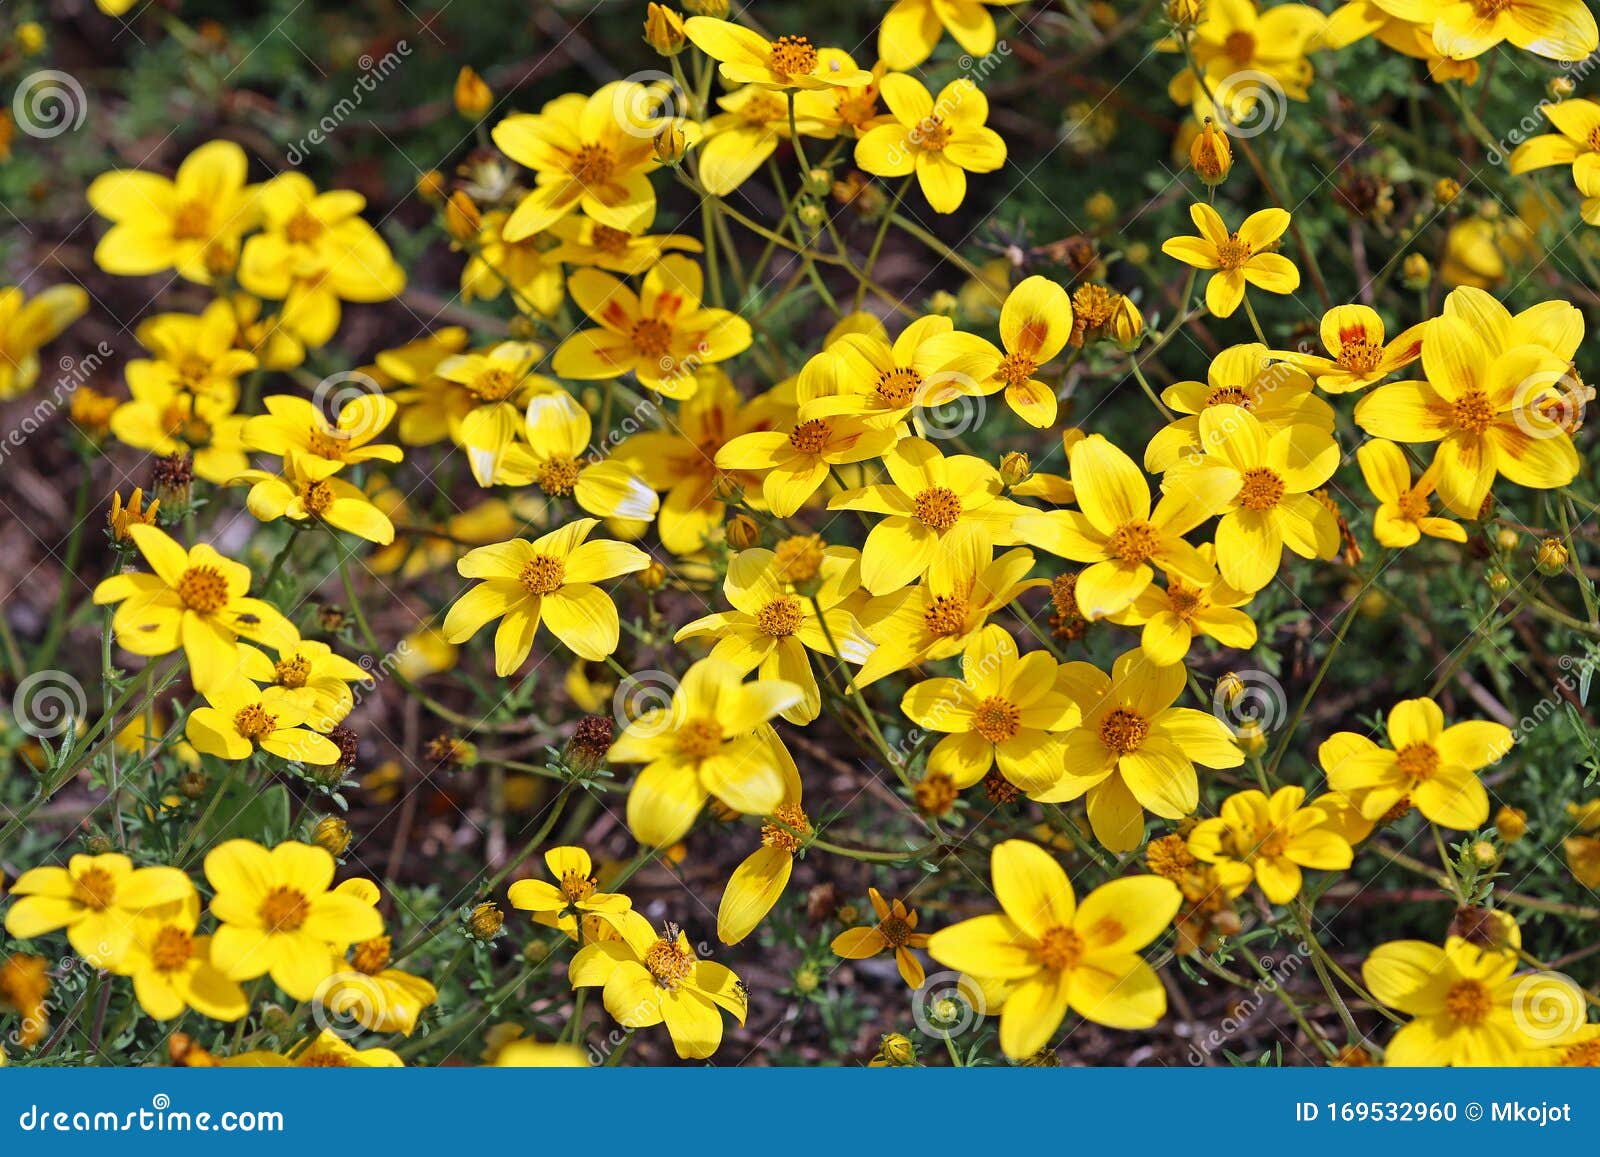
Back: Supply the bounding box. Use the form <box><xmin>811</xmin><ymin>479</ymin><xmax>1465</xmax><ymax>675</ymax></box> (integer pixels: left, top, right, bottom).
<box><xmin>454</xmin><ymin>67</ymin><xmax>492</xmax><ymax>119</ymax></box>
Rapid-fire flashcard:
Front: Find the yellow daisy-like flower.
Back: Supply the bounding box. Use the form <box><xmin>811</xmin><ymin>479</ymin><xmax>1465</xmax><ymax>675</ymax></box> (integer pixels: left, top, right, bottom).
<box><xmin>544</xmin><ymin>215</ymin><xmax>703</xmax><ymax>276</ymax></box>
<box><xmin>1356</xmin><ymin>438</ymin><xmax>1467</xmax><ymax>549</ymax></box>
<box><xmin>444</xmin><ymin>519</ymin><xmax>652</xmax><ymax>674</ymax></box>
<box><xmin>319</xmin><ymin>932</ymin><xmax>438</xmax><ymax>1036</ymax></box>
<box><xmin>205</xmin><ymin>839</ymin><xmax>383</xmax><ymax>1004</ymax></box>
<box><xmin>697</xmin><ymin>83</ymin><xmax>835</xmax><ymax>196</ymax></box>
<box><xmin>683</xmin><ymin>18</ymin><xmax>873</xmax><ymax>92</ymax></box>
<box><xmin>1427</xmin><ymin>0</ymin><xmax>1597</xmax><ymax>62</ymax></box>
<box><xmin>611</xmin><ymin>660</ymin><xmax>803</xmax><ymax>847</ymax></box>
<box><xmin>237</xmin><ymin>638</ymin><xmax>370</xmax><ymax>734</ymax></box>
<box><xmin>1363</xmin><ymin>937</ymin><xmax>1585</xmax><ymax>1065</ymax></box>
<box><xmin>1165</xmin><ymin>2</ymin><xmax>1325</xmax><ymax>120</ymax></box>
<box><xmin>3</xmin><ymin>853</ymin><xmax>193</xmax><ymax>969</ymax></box>
<box><xmin>569</xmin><ymin>909</ymin><xmax>747</xmax><ymax>1060</ymax></box>
<box><xmin>113</xmin><ymin>893</ymin><xmax>248</xmax><ymax>1022</ymax></box>
<box><xmin>496</xmin><ymin>391</ymin><xmax>659</xmax><ymax>520</ymax></box>
<box><xmin>436</xmin><ymin>340</ymin><xmax>557</xmax><ymax>485</ymax></box>
<box><xmin>457</xmin><ymin>208</ymin><xmax>565</xmax><ymax>313</ymax></box>
<box><xmin>237</xmin><ymin>451</ymin><xmax>397</xmax><ymax>545</ymax></box>
<box><xmin>801</xmin><ymin>313</ymin><xmax>991</xmax><ymax>429</ymax></box>
<box><xmin>715</xmin><ymin>409</ymin><xmax>899</xmax><ymax>518</ymax></box>
<box><xmin>1105</xmin><ymin>544</ymin><xmax>1257</xmax><ymax>667</ymax></box>
<box><xmin>108</xmin><ymin>378</ymin><xmax>250</xmax><ymax>486</ymax></box>
<box><xmin>0</xmin><ymin>284</ymin><xmax>88</xmax><ymax>400</ymax></box>
<box><xmin>901</xmin><ymin>625</ymin><xmax>1081</xmax><ymax>795</ymax></box>
<box><xmin>491</xmin><ymin>81</ymin><xmax>683</xmax><ymax>239</ymax></box>
<box><xmin>1013</xmin><ymin>434</ymin><xmax>1232</xmax><ymax>620</ymax></box>
<box><xmin>1352</xmin><ymin>314</ymin><xmax>1578</xmax><ymax>517</ymax></box>
<box><xmin>877</xmin><ymin>0</ymin><xmax>1027</xmax><ymax>70</ymax></box>
<box><xmin>92</xmin><ymin>524</ymin><xmax>295</xmax><ymax>692</ymax></box>
<box><xmin>1509</xmin><ymin>97</ymin><xmax>1600</xmax><ymax>186</ymax></box>
<box><xmin>926</xmin><ymin>275</ymin><xmax>1072</xmax><ymax>428</ymax></box>
<box><xmin>1320</xmin><ymin>697</ymin><xmax>1511</xmax><ymax>830</ymax></box>
<box><xmin>675</xmin><ymin>546</ymin><xmax>874</xmax><ymax>725</ymax></box>
<box><xmin>87</xmin><ymin>139</ymin><xmax>256</xmax><ymax>282</ymax></box>
<box><xmin>372</xmin><ymin>326</ymin><xmax>472</xmax><ymax>446</ymax></box>
<box><xmin>829</xmin><ymin>437</ymin><xmax>1027</xmax><ymax>595</ymax></box>
<box><xmin>1162</xmin><ymin>203</ymin><xmax>1300</xmax><ymax>319</ymax></box>
<box><xmin>129</xmin><ymin>299</ymin><xmax>258</xmax><ymax>408</ymax></box>
<box><xmin>1170</xmin><ymin>405</ymin><xmax>1341</xmax><ymax>593</ymax></box>
<box><xmin>553</xmin><ymin>255</ymin><xmax>752</xmax><ymax>399</ymax></box>
<box><xmin>509</xmin><ymin>845</ymin><xmax>631</xmax><ymax>940</ymax></box>
<box><xmin>1188</xmin><ymin>786</ymin><xmax>1355</xmax><ymax>905</ymax></box>
<box><xmin>855</xmin><ymin>75</ymin><xmax>1006</xmax><ymax>214</ymax></box>
<box><xmin>927</xmin><ymin>840</ymin><xmax>1181</xmax><ymax>1058</ymax></box>
<box><xmin>228</xmin><ymin>1028</ymin><xmax>403</xmax><ymax>1067</ymax></box>
<box><xmin>243</xmin><ymin>392</ymin><xmax>403</xmax><ymax>479</ymax></box>
<box><xmin>717</xmin><ymin>751</ymin><xmax>808</xmax><ymax>946</ymax></box>
<box><xmin>1143</xmin><ymin>344</ymin><xmax>1332</xmax><ymax>473</ymax></box>
<box><xmin>1038</xmin><ymin>650</ymin><xmax>1245</xmax><ymax>851</ymax></box>
<box><xmin>1277</xmin><ymin>303</ymin><xmax>1426</xmax><ymax>394</ymax></box>
<box><xmin>185</xmin><ymin>679</ymin><xmax>343</xmax><ymax>766</ymax></box>
<box><xmin>831</xmin><ymin>888</ymin><xmax>931</xmax><ymax>988</ymax></box>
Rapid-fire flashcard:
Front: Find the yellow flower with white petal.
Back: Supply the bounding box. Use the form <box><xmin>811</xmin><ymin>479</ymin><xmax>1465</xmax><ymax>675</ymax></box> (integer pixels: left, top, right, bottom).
<box><xmin>1276</xmin><ymin>304</ymin><xmax>1427</xmax><ymax>394</ymax></box>
<box><xmin>1013</xmin><ymin>434</ymin><xmax>1233</xmax><ymax>620</ymax></box>
<box><xmin>676</xmin><ymin>545</ymin><xmax>874</xmax><ymax>724</ymax></box>
<box><xmin>1320</xmin><ymin>697</ymin><xmax>1511</xmax><ymax>829</ymax></box>
<box><xmin>92</xmin><ymin>524</ymin><xmax>295</xmax><ymax>692</ymax></box>
<box><xmin>717</xmin><ymin>747</ymin><xmax>809</xmax><ymax>945</ymax></box>
<box><xmin>4</xmin><ymin>853</ymin><xmax>194</xmax><ymax>969</ymax></box>
<box><xmin>927</xmin><ymin>841</ymin><xmax>1181</xmax><ymax>1058</ymax></box>
<box><xmin>243</xmin><ymin>392</ymin><xmax>403</xmax><ymax>479</ymax></box>
<box><xmin>569</xmin><ymin>908</ymin><xmax>747</xmax><ymax>1059</ymax></box>
<box><xmin>237</xmin><ymin>638</ymin><xmax>370</xmax><ymax>734</ymax></box>
<box><xmin>1356</xmin><ymin>438</ymin><xmax>1467</xmax><ymax>548</ymax></box>
<box><xmin>683</xmin><ymin>18</ymin><xmax>873</xmax><ymax>91</ymax></box>
<box><xmin>237</xmin><ymin>451</ymin><xmax>396</xmax><ymax>545</ymax></box>
<box><xmin>436</xmin><ymin>341</ymin><xmax>557</xmax><ymax>485</ymax></box>
<box><xmin>1162</xmin><ymin>203</ymin><xmax>1300</xmax><ymax>319</ymax></box>
<box><xmin>855</xmin><ymin>75</ymin><xmax>1006</xmax><ymax>214</ymax></box>
<box><xmin>1188</xmin><ymin>786</ymin><xmax>1354</xmax><ymax>905</ymax></box>
<box><xmin>87</xmin><ymin>139</ymin><xmax>256</xmax><ymax>282</ymax></box>
<box><xmin>443</xmin><ymin>518</ymin><xmax>652</xmax><ymax>673</ymax></box>
<box><xmin>544</xmin><ymin>215</ymin><xmax>702</xmax><ymax>275</ymax></box>
<box><xmin>185</xmin><ymin>679</ymin><xmax>343</xmax><ymax>766</ymax></box>
<box><xmin>611</xmin><ymin>660</ymin><xmax>803</xmax><ymax>847</ymax></box>
<box><xmin>497</xmin><ymin>391</ymin><xmax>659</xmax><ymax>521</ymax></box>
<box><xmin>901</xmin><ymin>625</ymin><xmax>1082</xmax><ymax>796</ymax></box>
<box><xmin>0</xmin><ymin>284</ymin><xmax>88</xmax><ymax>399</ymax></box>
<box><xmin>1037</xmin><ymin>650</ymin><xmax>1244</xmax><ymax>851</ymax></box>
<box><xmin>553</xmin><ymin>255</ymin><xmax>752</xmax><ymax>399</ymax></box>
<box><xmin>113</xmin><ymin>892</ymin><xmax>247</xmax><ymax>1022</ymax></box>
<box><xmin>924</xmin><ymin>275</ymin><xmax>1072</xmax><ymax>428</ymax></box>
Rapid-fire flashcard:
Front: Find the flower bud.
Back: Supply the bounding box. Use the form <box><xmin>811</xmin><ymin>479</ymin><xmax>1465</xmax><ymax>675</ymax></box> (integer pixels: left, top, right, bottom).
<box><xmin>684</xmin><ymin>0</ymin><xmax>727</xmax><ymax>15</ymax></box>
<box><xmin>1189</xmin><ymin>118</ymin><xmax>1232</xmax><ymax>185</ymax></box>
<box><xmin>644</xmin><ymin>4</ymin><xmax>688</xmax><ymax>56</ymax></box>
<box><xmin>467</xmin><ymin>901</ymin><xmax>504</xmax><ymax>941</ymax></box>
<box><xmin>725</xmin><ymin>513</ymin><xmax>760</xmax><ymax>550</ymax></box>
<box><xmin>1549</xmin><ymin>76</ymin><xmax>1576</xmax><ymax>100</ymax></box>
<box><xmin>637</xmin><ymin>560</ymin><xmax>668</xmax><ymax>591</ymax></box>
<box><xmin>1165</xmin><ymin>0</ymin><xmax>1203</xmax><ymax>30</ymax></box>
<box><xmin>1495</xmin><ymin>527</ymin><xmax>1520</xmax><ymax>551</ymax></box>
<box><xmin>313</xmin><ymin>816</ymin><xmax>352</xmax><ymax>857</ymax></box>
<box><xmin>1401</xmin><ymin>253</ymin><xmax>1431</xmax><ymax>290</ymax></box>
<box><xmin>454</xmin><ymin>67</ymin><xmax>493</xmax><ymax>119</ymax></box>
<box><xmin>416</xmin><ymin>169</ymin><xmax>448</xmax><ymax>204</ymax></box>
<box><xmin>444</xmin><ymin>191</ymin><xmax>481</xmax><ymax>241</ymax></box>
<box><xmin>1535</xmin><ymin>536</ymin><xmax>1569</xmax><ymax>575</ymax></box>
<box><xmin>1110</xmin><ymin>294</ymin><xmax>1145</xmax><ymax>351</ymax></box>
<box><xmin>653</xmin><ymin>123</ymin><xmax>689</xmax><ymax>165</ymax></box>
<box><xmin>999</xmin><ymin>451</ymin><xmax>1032</xmax><ymax>487</ymax></box>
<box><xmin>1494</xmin><ymin>805</ymin><xmax>1527</xmax><ymax>843</ymax></box>
<box><xmin>1434</xmin><ymin>177</ymin><xmax>1461</xmax><ymax>206</ymax></box>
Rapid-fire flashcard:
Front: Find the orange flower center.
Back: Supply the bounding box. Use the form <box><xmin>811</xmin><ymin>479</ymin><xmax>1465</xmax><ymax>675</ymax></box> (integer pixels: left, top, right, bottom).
<box><xmin>298</xmin><ymin>1048</ymin><xmax>350</xmax><ymax>1067</ymax></box>
<box><xmin>1450</xmin><ymin>389</ymin><xmax>1495</xmax><ymax>433</ymax></box>
<box><xmin>259</xmin><ymin>886</ymin><xmax>311</xmax><ymax>933</ymax></box>
<box><xmin>274</xmin><ymin>655</ymin><xmax>311</xmax><ymax>689</ymax></box>
<box><xmin>300</xmin><ymin>479</ymin><xmax>335</xmax><ymax>516</ymax></box>
<box><xmin>787</xmin><ymin>418</ymin><xmax>831</xmax><ymax>454</ymax></box>
<box><xmin>1560</xmin><ymin>1039</ymin><xmax>1600</xmax><ymax>1066</ymax></box>
<box><xmin>761</xmin><ymin>803</ymin><xmax>811</xmax><ymax>854</ymax></box>
<box><xmin>470</xmin><ymin>367</ymin><xmax>519</xmax><ymax>402</ymax></box>
<box><xmin>739</xmin><ymin>92</ymin><xmax>788</xmax><ymax>125</ymax></box>
<box><xmin>972</xmin><ymin>695</ymin><xmax>1021</xmax><ymax>744</ymax></box>
<box><xmin>1167</xmin><ymin>579</ymin><xmax>1203</xmax><ymax>619</ymax></box>
<box><xmin>1471</xmin><ymin>0</ymin><xmax>1513</xmax><ymax>14</ymax></box>
<box><xmin>915</xmin><ymin>116</ymin><xmax>951</xmax><ymax>151</ymax></box>
<box><xmin>306</xmin><ymin>426</ymin><xmax>348</xmax><ymax>459</ymax></box>
<box><xmin>1037</xmin><ymin>925</ymin><xmax>1085</xmax><ymax>970</ymax></box>
<box><xmin>644</xmin><ymin>932</ymin><xmax>695</xmax><ymax>990</ymax></box>
<box><xmin>1107</xmin><ymin>520</ymin><xmax>1162</xmax><ymax>565</ymax></box>
<box><xmin>922</xmin><ymin>593</ymin><xmax>970</xmax><ymax>637</ymax></box>
<box><xmin>1098</xmin><ymin>707</ymin><xmax>1149</xmax><ymax>755</ymax></box>
<box><xmin>285</xmin><ymin>209</ymin><xmax>324</xmax><ymax>245</ymax></box>
<box><xmin>1396</xmin><ymin>489</ymin><xmax>1432</xmax><ymax>521</ymax></box>
<box><xmin>996</xmin><ymin>351</ymin><xmax>1038</xmax><ymax>387</ymax></box>
<box><xmin>875</xmin><ymin>366</ymin><xmax>923</xmax><ymax>406</ymax></box>
<box><xmin>74</xmin><ymin>867</ymin><xmax>117</xmax><ymax>911</ymax></box>
<box><xmin>1337</xmin><ymin>339</ymin><xmax>1384</xmax><ymax>374</ymax></box>
<box><xmin>569</xmin><ymin>142</ymin><xmax>616</xmax><ymax>185</ymax></box>
<box><xmin>1396</xmin><ymin>741</ymin><xmax>1440</xmax><ymax>781</ymax></box>
<box><xmin>756</xmin><ymin>595</ymin><xmax>804</xmax><ymax>637</ymax></box>
<box><xmin>590</xmin><ymin>225</ymin><xmax>631</xmax><ymax>254</ymax></box>
<box><xmin>233</xmin><ymin>703</ymin><xmax>277</xmax><ymax>741</ymax></box>
<box><xmin>630</xmin><ymin>317</ymin><xmax>674</xmax><ymax>359</ymax></box>
<box><xmin>536</xmin><ymin>456</ymin><xmax>580</xmax><ymax>497</ymax></box>
<box><xmin>877</xmin><ymin>913</ymin><xmax>913</xmax><ymax>948</ymax></box>
<box><xmin>1207</xmin><ymin>385</ymin><xmax>1253</xmax><ymax>408</ymax></box>
<box><xmin>1444</xmin><ymin>977</ymin><xmax>1493</xmax><ymax>1025</ymax></box>
<box><xmin>913</xmin><ymin>486</ymin><xmax>963</xmax><ymax>532</ymax></box>
<box><xmin>176</xmin><ymin>565</ymin><xmax>230</xmax><ymax>612</ymax></box>
<box><xmin>767</xmin><ymin>35</ymin><xmax>818</xmax><ymax>77</ymax></box>
<box><xmin>172</xmin><ymin>199</ymin><xmax>212</xmax><ymax>241</ymax></box>
<box><xmin>677</xmin><ymin>717</ymin><xmax>723</xmax><ymax>760</ymax></box>
<box><xmin>1238</xmin><ymin>466</ymin><xmax>1286</xmax><ymax>511</ymax></box>
<box><xmin>150</xmin><ymin>925</ymin><xmax>195</xmax><ymax>972</ymax></box>
<box><xmin>1215</xmin><ymin>233</ymin><xmax>1252</xmax><ymax>270</ymax></box>
<box><xmin>519</xmin><ymin>554</ymin><xmax>567</xmax><ymax>595</ymax></box>
<box><xmin>350</xmin><ymin>935</ymin><xmax>392</xmax><ymax>974</ymax></box>
<box><xmin>560</xmin><ymin>871</ymin><xmax>598</xmax><ymax>904</ymax></box>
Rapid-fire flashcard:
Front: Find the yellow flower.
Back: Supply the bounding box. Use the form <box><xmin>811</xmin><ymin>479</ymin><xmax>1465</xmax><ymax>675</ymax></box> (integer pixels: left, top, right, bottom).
<box><xmin>1356</xmin><ymin>438</ymin><xmax>1467</xmax><ymax>548</ymax></box>
<box><xmin>1363</xmin><ymin>937</ymin><xmax>1584</xmax><ymax>1064</ymax></box>
<box><xmin>855</xmin><ymin>75</ymin><xmax>1006</xmax><ymax>214</ymax></box>
<box><xmin>496</xmin><ymin>392</ymin><xmax>659</xmax><ymax>521</ymax></box>
<box><xmin>570</xmin><ymin>910</ymin><xmax>746</xmax><ymax>1059</ymax></box>
<box><xmin>901</xmin><ymin>625</ymin><xmax>1081</xmax><ymax>795</ymax></box>
<box><xmin>4</xmin><ymin>853</ymin><xmax>193</xmax><ymax>969</ymax></box>
<box><xmin>185</xmin><ymin>679</ymin><xmax>343</xmax><ymax>765</ymax></box>
<box><xmin>243</xmin><ymin>392</ymin><xmax>403</xmax><ymax>478</ymax></box>
<box><xmin>108</xmin><ymin>381</ymin><xmax>249</xmax><ymax>486</ymax></box>
<box><xmin>87</xmin><ymin>139</ymin><xmax>256</xmax><ymax>282</ymax></box>
<box><xmin>1188</xmin><ymin>787</ymin><xmax>1354</xmax><ymax>904</ymax></box>
<box><xmin>1170</xmin><ymin>405</ymin><xmax>1341</xmax><ymax>592</ymax></box>
<box><xmin>493</xmin><ymin>1039</ymin><xmax>590</xmax><ymax>1066</ymax></box>
<box><xmin>1014</xmin><ymin>434</ymin><xmax>1232</xmax><ymax>620</ymax></box>
<box><xmin>508</xmin><ymin>846</ymin><xmax>631</xmax><ymax>939</ymax></box>
<box><xmin>717</xmin><ymin>750</ymin><xmax>809</xmax><ymax>945</ymax></box>
<box><xmin>831</xmin><ymin>888</ymin><xmax>930</xmax><ymax>988</ymax></box>
<box><xmin>1105</xmin><ymin>545</ymin><xmax>1257</xmax><ymax>666</ymax></box>
<box><xmin>1165</xmin><ymin>2</ymin><xmax>1324</xmax><ymax>120</ymax></box>
<box><xmin>697</xmin><ymin>83</ymin><xmax>835</xmax><ymax>196</ymax></box>
<box><xmin>238</xmin><ymin>451</ymin><xmax>396</xmax><ymax>544</ymax></box>
<box><xmin>1162</xmin><ymin>203</ymin><xmax>1300</xmax><ymax>318</ymax></box>
<box><xmin>715</xmin><ymin>406</ymin><xmax>899</xmax><ymax>518</ymax></box>
<box><xmin>1509</xmin><ymin>97</ymin><xmax>1600</xmax><ymax>185</ymax></box>
<box><xmin>1143</xmin><ymin>343</ymin><xmax>1332</xmax><ymax>472</ymax></box>
<box><xmin>1353</xmin><ymin>314</ymin><xmax>1578</xmax><ymax>516</ymax></box>
<box><xmin>927</xmin><ymin>840</ymin><xmax>1181</xmax><ymax>1058</ymax></box>
<box><xmin>1038</xmin><ymin>650</ymin><xmax>1244</xmax><ymax>851</ymax></box>
<box><xmin>1277</xmin><ymin>303</ymin><xmax>1426</xmax><ymax>394</ymax></box>
<box><xmin>1428</xmin><ymin>0</ymin><xmax>1597</xmax><ymax>62</ymax></box>
<box><xmin>237</xmin><ymin>638</ymin><xmax>370</xmax><ymax>733</ymax></box>
<box><xmin>544</xmin><ymin>215</ymin><xmax>702</xmax><ymax>275</ymax></box>
<box><xmin>611</xmin><ymin>659</ymin><xmax>802</xmax><ymax>846</ymax></box>
<box><xmin>0</xmin><ymin>284</ymin><xmax>88</xmax><ymax>399</ymax></box>
<box><xmin>317</xmin><ymin>886</ymin><xmax>438</xmax><ymax>1036</ymax></box>
<box><xmin>683</xmin><ymin>18</ymin><xmax>872</xmax><ymax>91</ymax></box>
<box><xmin>456</xmin><ymin>209</ymin><xmax>565</xmax><ymax>313</ymax></box>
<box><xmin>436</xmin><ymin>341</ymin><xmax>557</xmax><ymax>485</ymax></box>
<box><xmin>444</xmin><ymin>519</ymin><xmax>651</xmax><ymax>673</ymax></box>
<box><xmin>552</xmin><ymin>255</ymin><xmax>752</xmax><ymax>398</ymax></box>
<box><xmin>491</xmin><ymin>81</ymin><xmax>683</xmax><ymax>239</ymax></box>
<box><xmin>1320</xmin><ymin>697</ymin><xmax>1511</xmax><ymax>828</ymax></box>
<box><xmin>127</xmin><ymin>299</ymin><xmax>259</xmax><ymax>408</ymax></box>
<box><xmin>205</xmin><ymin>839</ymin><xmax>383</xmax><ymax>1003</ymax></box>
<box><xmin>92</xmin><ymin>524</ymin><xmax>295</xmax><ymax>692</ymax></box>
<box><xmin>928</xmin><ymin>275</ymin><xmax>1072</xmax><ymax>428</ymax></box>
<box><xmin>676</xmin><ymin>546</ymin><xmax>873</xmax><ymax>724</ymax></box>
<box><xmin>877</xmin><ymin>0</ymin><xmax>1023</xmax><ymax>70</ymax></box>
<box><xmin>108</xmin><ymin>487</ymin><xmax>161</xmax><ymax>542</ymax></box>
<box><xmin>114</xmin><ymin>893</ymin><xmax>248</xmax><ymax>1022</ymax></box>
<box><xmin>228</xmin><ymin>1028</ymin><xmax>403</xmax><ymax>1067</ymax></box>
<box><xmin>801</xmin><ymin>313</ymin><xmax>989</xmax><ymax>428</ymax></box>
